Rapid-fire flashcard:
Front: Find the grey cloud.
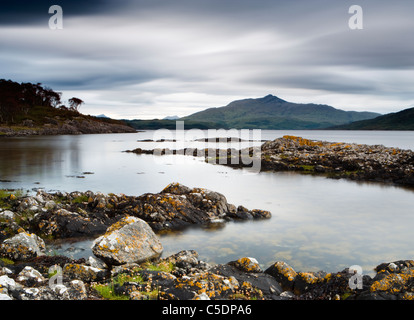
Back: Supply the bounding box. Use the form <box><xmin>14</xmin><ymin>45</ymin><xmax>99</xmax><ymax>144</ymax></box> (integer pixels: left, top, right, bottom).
<box><xmin>1</xmin><ymin>0</ymin><xmax>414</xmax><ymax>117</ymax></box>
<box><xmin>0</xmin><ymin>0</ymin><xmax>115</xmax><ymax>25</ymax></box>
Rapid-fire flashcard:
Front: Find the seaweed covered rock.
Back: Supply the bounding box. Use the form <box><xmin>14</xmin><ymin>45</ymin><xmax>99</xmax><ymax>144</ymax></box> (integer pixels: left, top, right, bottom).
<box><xmin>92</xmin><ymin>216</ymin><xmax>163</xmax><ymax>266</ymax></box>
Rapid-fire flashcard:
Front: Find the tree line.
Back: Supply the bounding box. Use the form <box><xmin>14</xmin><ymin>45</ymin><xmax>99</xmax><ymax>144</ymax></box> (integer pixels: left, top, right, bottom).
<box><xmin>0</xmin><ymin>79</ymin><xmax>83</xmax><ymax>124</ymax></box>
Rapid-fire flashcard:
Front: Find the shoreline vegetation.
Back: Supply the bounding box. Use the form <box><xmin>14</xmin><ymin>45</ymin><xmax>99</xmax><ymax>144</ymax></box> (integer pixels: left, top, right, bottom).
<box><xmin>1</xmin><ymin>184</ymin><xmax>414</xmax><ymax>300</ymax></box>
<box><xmin>0</xmin><ymin>79</ymin><xmax>135</xmax><ymax>137</ymax></box>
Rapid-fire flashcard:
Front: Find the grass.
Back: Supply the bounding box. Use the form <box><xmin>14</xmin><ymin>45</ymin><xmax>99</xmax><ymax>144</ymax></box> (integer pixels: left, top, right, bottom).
<box><xmin>92</xmin><ymin>261</ymin><xmax>174</xmax><ymax>300</ymax></box>
<box><xmin>0</xmin><ymin>189</ymin><xmax>25</xmax><ymax>210</ymax></box>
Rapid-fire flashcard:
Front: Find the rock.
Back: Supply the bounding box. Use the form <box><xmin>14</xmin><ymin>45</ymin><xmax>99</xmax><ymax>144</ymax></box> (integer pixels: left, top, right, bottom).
<box><xmin>161</xmin><ymin>183</ymin><xmax>192</xmax><ymax>195</ymax></box>
<box><xmin>13</xmin><ymin>279</ymin><xmax>88</xmax><ymax>300</ymax></box>
<box><xmin>17</xmin><ymin>266</ymin><xmax>46</xmax><ymax>285</ymax></box>
<box><xmin>211</xmin><ymin>263</ymin><xmax>283</xmax><ymax>299</ymax></box>
<box><xmin>228</xmin><ymin>257</ymin><xmax>262</xmax><ymax>273</ymax></box>
<box><xmin>63</xmin><ymin>263</ymin><xmax>107</xmax><ymax>282</ymax></box>
<box><xmin>164</xmin><ymin>250</ymin><xmax>199</xmax><ymax>269</ymax></box>
<box><xmin>92</xmin><ymin>216</ymin><xmax>163</xmax><ymax>265</ymax></box>
<box><xmin>33</xmin><ymin>208</ymin><xmax>109</xmax><ymax>238</ymax></box>
<box><xmin>88</xmin><ymin>256</ymin><xmax>108</xmax><ymax>269</ymax></box>
<box><xmin>258</xmin><ymin>136</ymin><xmax>414</xmax><ymax>187</ymax></box>
<box><xmin>17</xmin><ymin>197</ymin><xmax>39</xmax><ymax>212</ymax></box>
<box><xmin>164</xmin><ymin>271</ymin><xmax>240</xmax><ymax>300</ymax></box>
<box><xmin>0</xmin><ymin>293</ymin><xmax>12</xmax><ymax>300</ymax></box>
<box><xmin>0</xmin><ymin>210</ymin><xmax>15</xmax><ymax>220</ymax></box>
<box><xmin>293</xmin><ymin>272</ymin><xmax>324</xmax><ymax>295</ymax></box>
<box><xmin>265</xmin><ymin>261</ymin><xmax>297</xmax><ymax>291</ymax></box>
<box><xmin>0</xmin><ymin>275</ymin><xmax>17</xmax><ymax>293</ymax></box>
<box><xmin>0</xmin><ymin>232</ymin><xmax>45</xmax><ymax>261</ymax></box>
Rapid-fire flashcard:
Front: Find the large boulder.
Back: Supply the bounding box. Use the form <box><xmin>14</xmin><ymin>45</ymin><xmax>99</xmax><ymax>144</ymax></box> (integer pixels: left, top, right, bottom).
<box><xmin>0</xmin><ymin>232</ymin><xmax>45</xmax><ymax>261</ymax></box>
<box><xmin>92</xmin><ymin>216</ymin><xmax>163</xmax><ymax>265</ymax></box>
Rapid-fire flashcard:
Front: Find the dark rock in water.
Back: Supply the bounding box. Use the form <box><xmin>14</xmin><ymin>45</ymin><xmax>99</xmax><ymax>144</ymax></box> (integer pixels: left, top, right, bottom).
<box><xmin>32</xmin><ymin>208</ymin><xmax>111</xmax><ymax>238</ymax></box>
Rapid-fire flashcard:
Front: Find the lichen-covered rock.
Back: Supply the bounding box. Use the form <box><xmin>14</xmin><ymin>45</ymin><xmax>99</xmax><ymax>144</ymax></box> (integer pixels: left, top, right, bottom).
<box><xmin>17</xmin><ymin>266</ymin><xmax>46</xmax><ymax>286</ymax></box>
<box><xmin>229</xmin><ymin>257</ymin><xmax>262</xmax><ymax>273</ymax></box>
<box><xmin>63</xmin><ymin>263</ymin><xmax>107</xmax><ymax>282</ymax></box>
<box><xmin>264</xmin><ymin>261</ymin><xmax>297</xmax><ymax>291</ymax></box>
<box><xmin>293</xmin><ymin>272</ymin><xmax>324</xmax><ymax>295</ymax></box>
<box><xmin>0</xmin><ymin>232</ymin><xmax>45</xmax><ymax>261</ymax></box>
<box><xmin>369</xmin><ymin>260</ymin><xmax>414</xmax><ymax>296</ymax></box>
<box><xmin>211</xmin><ymin>263</ymin><xmax>283</xmax><ymax>299</ymax></box>
<box><xmin>33</xmin><ymin>208</ymin><xmax>109</xmax><ymax>238</ymax></box>
<box><xmin>164</xmin><ymin>271</ymin><xmax>240</xmax><ymax>300</ymax></box>
<box><xmin>92</xmin><ymin>216</ymin><xmax>163</xmax><ymax>265</ymax></box>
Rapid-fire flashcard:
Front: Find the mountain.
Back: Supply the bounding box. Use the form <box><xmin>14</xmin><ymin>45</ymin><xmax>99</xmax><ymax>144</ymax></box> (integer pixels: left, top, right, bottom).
<box><xmin>96</xmin><ymin>114</ymin><xmax>110</xmax><ymax>119</ymax></box>
<box><xmin>163</xmin><ymin>115</ymin><xmax>180</xmax><ymax>120</ymax></box>
<box><xmin>329</xmin><ymin>107</ymin><xmax>414</xmax><ymax>130</ymax></box>
<box><xmin>179</xmin><ymin>94</ymin><xmax>380</xmax><ymax>129</ymax></box>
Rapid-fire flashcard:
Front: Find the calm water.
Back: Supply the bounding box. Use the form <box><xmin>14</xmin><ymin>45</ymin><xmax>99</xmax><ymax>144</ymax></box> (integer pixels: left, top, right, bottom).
<box><xmin>1</xmin><ymin>130</ymin><xmax>414</xmax><ymax>275</ymax></box>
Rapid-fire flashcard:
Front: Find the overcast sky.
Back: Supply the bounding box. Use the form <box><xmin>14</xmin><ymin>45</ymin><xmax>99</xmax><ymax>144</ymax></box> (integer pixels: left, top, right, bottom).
<box><xmin>1</xmin><ymin>0</ymin><xmax>414</xmax><ymax>119</ymax></box>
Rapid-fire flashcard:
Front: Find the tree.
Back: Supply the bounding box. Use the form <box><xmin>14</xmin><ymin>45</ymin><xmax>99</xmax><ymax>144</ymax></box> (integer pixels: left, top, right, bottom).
<box><xmin>68</xmin><ymin>97</ymin><xmax>84</xmax><ymax>112</ymax></box>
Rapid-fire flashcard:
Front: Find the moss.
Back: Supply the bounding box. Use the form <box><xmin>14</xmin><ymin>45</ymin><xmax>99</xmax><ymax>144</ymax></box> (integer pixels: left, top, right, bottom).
<box><xmin>141</xmin><ymin>260</ymin><xmax>175</xmax><ymax>273</ymax></box>
<box><xmin>71</xmin><ymin>195</ymin><xmax>89</xmax><ymax>204</ymax></box>
<box><xmin>0</xmin><ymin>257</ymin><xmax>15</xmax><ymax>265</ymax></box>
<box><xmin>299</xmin><ymin>165</ymin><xmax>315</xmax><ymax>172</ymax></box>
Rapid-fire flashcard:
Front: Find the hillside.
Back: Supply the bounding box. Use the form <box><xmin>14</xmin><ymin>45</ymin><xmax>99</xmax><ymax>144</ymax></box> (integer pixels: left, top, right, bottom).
<box><xmin>329</xmin><ymin>107</ymin><xmax>414</xmax><ymax>130</ymax></box>
<box><xmin>179</xmin><ymin>94</ymin><xmax>380</xmax><ymax>129</ymax></box>
<box><xmin>0</xmin><ymin>79</ymin><xmax>135</xmax><ymax>136</ymax></box>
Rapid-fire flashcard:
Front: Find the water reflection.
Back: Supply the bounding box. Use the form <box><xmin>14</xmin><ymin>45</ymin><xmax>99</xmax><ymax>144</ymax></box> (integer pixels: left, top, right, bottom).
<box><xmin>1</xmin><ymin>131</ymin><xmax>414</xmax><ymax>275</ymax></box>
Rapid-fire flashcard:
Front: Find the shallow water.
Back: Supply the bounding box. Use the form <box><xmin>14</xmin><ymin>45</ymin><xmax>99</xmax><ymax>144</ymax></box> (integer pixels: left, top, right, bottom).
<box><xmin>1</xmin><ymin>130</ymin><xmax>414</xmax><ymax>275</ymax></box>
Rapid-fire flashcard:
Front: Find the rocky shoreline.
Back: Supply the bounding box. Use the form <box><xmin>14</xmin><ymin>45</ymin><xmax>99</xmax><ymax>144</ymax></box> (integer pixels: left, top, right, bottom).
<box><xmin>0</xmin><ymin>117</ymin><xmax>136</xmax><ymax>137</ymax></box>
<box><xmin>1</xmin><ymin>185</ymin><xmax>413</xmax><ymax>300</ymax></box>
<box><xmin>127</xmin><ymin>135</ymin><xmax>414</xmax><ymax>188</ymax></box>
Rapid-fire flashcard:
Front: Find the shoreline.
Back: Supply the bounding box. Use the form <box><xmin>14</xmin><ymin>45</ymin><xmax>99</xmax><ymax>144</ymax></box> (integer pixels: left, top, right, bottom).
<box><xmin>0</xmin><ymin>118</ymin><xmax>136</xmax><ymax>137</ymax></box>
<box><xmin>126</xmin><ymin>135</ymin><xmax>414</xmax><ymax>188</ymax></box>
<box><xmin>1</xmin><ymin>186</ymin><xmax>413</xmax><ymax>300</ymax></box>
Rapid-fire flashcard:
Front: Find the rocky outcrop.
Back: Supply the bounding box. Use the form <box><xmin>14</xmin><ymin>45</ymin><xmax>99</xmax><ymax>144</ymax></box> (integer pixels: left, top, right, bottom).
<box><xmin>2</xmin><ymin>245</ymin><xmax>414</xmax><ymax>300</ymax></box>
<box><xmin>0</xmin><ymin>184</ymin><xmax>271</xmax><ymax>240</ymax></box>
<box><xmin>258</xmin><ymin>136</ymin><xmax>414</xmax><ymax>187</ymax></box>
<box><xmin>129</xmin><ymin>136</ymin><xmax>414</xmax><ymax>187</ymax></box>
<box><xmin>92</xmin><ymin>216</ymin><xmax>163</xmax><ymax>265</ymax></box>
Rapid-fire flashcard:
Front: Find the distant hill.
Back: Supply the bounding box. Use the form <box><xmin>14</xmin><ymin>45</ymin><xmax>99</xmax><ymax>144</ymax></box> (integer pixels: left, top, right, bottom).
<box><xmin>179</xmin><ymin>94</ymin><xmax>380</xmax><ymax>129</ymax></box>
<box><xmin>329</xmin><ymin>107</ymin><xmax>414</xmax><ymax>130</ymax></box>
<box><xmin>163</xmin><ymin>115</ymin><xmax>180</xmax><ymax>120</ymax></box>
<box><xmin>124</xmin><ymin>119</ymin><xmax>225</xmax><ymax>130</ymax></box>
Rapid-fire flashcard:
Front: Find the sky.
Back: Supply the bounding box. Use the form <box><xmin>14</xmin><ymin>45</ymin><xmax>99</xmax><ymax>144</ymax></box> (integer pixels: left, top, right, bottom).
<box><xmin>1</xmin><ymin>0</ymin><xmax>414</xmax><ymax>119</ymax></box>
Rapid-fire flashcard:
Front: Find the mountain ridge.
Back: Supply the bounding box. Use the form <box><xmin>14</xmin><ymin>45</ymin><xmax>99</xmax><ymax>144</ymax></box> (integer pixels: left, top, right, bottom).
<box><xmin>329</xmin><ymin>107</ymin><xmax>414</xmax><ymax>130</ymax></box>
<box><xmin>179</xmin><ymin>94</ymin><xmax>380</xmax><ymax>129</ymax></box>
